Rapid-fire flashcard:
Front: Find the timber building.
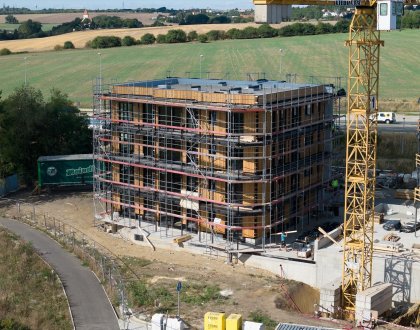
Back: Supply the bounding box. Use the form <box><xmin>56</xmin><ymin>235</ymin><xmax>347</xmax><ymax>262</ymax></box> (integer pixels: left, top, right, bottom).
<box><xmin>93</xmin><ymin>78</ymin><xmax>336</xmax><ymax>247</ymax></box>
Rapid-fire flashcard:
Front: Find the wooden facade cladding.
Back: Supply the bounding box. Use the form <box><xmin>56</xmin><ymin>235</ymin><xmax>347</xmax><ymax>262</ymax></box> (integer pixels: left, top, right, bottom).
<box><xmin>102</xmin><ymin>82</ymin><xmax>333</xmax><ymax>241</ymax></box>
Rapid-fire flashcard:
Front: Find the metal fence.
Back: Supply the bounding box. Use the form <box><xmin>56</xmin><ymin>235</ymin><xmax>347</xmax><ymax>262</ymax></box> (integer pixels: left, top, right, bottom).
<box><xmin>0</xmin><ymin>197</ymin><xmax>139</xmax><ymax>329</ymax></box>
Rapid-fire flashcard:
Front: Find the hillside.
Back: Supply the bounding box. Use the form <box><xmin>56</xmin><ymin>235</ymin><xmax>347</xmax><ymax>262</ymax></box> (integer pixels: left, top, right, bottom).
<box><xmin>0</xmin><ymin>29</ymin><xmax>418</xmax><ymax>107</ymax></box>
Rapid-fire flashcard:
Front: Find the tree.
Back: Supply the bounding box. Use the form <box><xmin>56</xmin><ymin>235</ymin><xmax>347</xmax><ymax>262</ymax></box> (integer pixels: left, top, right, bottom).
<box><xmin>257</xmin><ymin>24</ymin><xmax>277</xmax><ymax>38</ymax></box>
<box><xmin>165</xmin><ymin>29</ymin><xmax>187</xmax><ymax>43</ymax></box>
<box><xmin>197</xmin><ymin>34</ymin><xmax>208</xmax><ymax>43</ymax></box>
<box><xmin>334</xmin><ymin>20</ymin><xmax>350</xmax><ymax>33</ymax></box>
<box><xmin>240</xmin><ymin>26</ymin><xmax>259</xmax><ymax>39</ymax></box>
<box><xmin>187</xmin><ymin>30</ymin><xmax>198</xmax><ymax>41</ymax></box>
<box><xmin>183</xmin><ymin>14</ymin><xmax>209</xmax><ymax>25</ymax></box>
<box><xmin>63</xmin><ymin>41</ymin><xmax>75</xmax><ymax>49</ymax></box>
<box><xmin>209</xmin><ymin>15</ymin><xmax>231</xmax><ymax>24</ymax></box>
<box><xmin>5</xmin><ymin>15</ymin><xmax>18</xmax><ymax>24</ymax></box>
<box><xmin>122</xmin><ymin>35</ymin><xmax>137</xmax><ymax>46</ymax></box>
<box><xmin>0</xmin><ymin>86</ymin><xmax>91</xmax><ymax>184</ymax></box>
<box><xmin>225</xmin><ymin>28</ymin><xmax>242</xmax><ymax>39</ymax></box>
<box><xmin>122</xmin><ymin>18</ymin><xmax>143</xmax><ymax>28</ymax></box>
<box><xmin>206</xmin><ymin>30</ymin><xmax>225</xmax><ymax>41</ymax></box>
<box><xmin>18</xmin><ymin>19</ymin><xmax>42</xmax><ymax>37</ymax></box>
<box><xmin>91</xmin><ymin>36</ymin><xmax>122</xmax><ymax>48</ymax></box>
<box><xmin>140</xmin><ymin>33</ymin><xmax>156</xmax><ymax>44</ymax></box>
<box><xmin>156</xmin><ymin>34</ymin><xmax>166</xmax><ymax>43</ymax></box>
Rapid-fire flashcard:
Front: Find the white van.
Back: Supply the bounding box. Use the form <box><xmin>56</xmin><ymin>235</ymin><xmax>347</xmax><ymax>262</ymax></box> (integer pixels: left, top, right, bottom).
<box><xmin>370</xmin><ymin>112</ymin><xmax>396</xmax><ymax>124</ymax></box>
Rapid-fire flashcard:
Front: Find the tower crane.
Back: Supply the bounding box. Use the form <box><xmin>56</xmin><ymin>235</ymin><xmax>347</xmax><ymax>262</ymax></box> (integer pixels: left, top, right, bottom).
<box><xmin>254</xmin><ymin>0</ymin><xmax>420</xmax><ymax>314</ymax></box>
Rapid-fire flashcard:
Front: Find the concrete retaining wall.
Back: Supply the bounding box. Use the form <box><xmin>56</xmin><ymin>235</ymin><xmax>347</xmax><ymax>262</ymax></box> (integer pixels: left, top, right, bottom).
<box><xmin>242</xmin><ymin>254</ymin><xmax>317</xmax><ymax>286</ymax></box>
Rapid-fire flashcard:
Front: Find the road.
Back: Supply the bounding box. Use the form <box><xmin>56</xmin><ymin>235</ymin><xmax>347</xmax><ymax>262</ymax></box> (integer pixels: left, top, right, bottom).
<box><xmin>0</xmin><ymin>218</ymin><xmax>120</xmax><ymax>330</ymax></box>
<box><xmin>335</xmin><ymin>114</ymin><xmax>418</xmax><ymax>133</ymax></box>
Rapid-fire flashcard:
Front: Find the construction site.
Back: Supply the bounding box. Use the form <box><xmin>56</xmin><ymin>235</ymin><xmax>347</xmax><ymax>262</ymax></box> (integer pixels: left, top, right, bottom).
<box><xmin>87</xmin><ymin>0</ymin><xmax>420</xmax><ymax>327</ymax></box>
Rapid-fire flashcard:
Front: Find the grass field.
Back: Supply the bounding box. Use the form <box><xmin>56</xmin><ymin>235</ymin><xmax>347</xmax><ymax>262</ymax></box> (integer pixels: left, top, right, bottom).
<box><xmin>0</xmin><ymin>29</ymin><xmax>418</xmax><ymax>107</ymax></box>
<box><xmin>0</xmin><ymin>228</ymin><xmax>72</xmax><ymax>330</ymax></box>
<box><xmin>0</xmin><ymin>23</ymin><xmax>56</xmax><ymax>31</ymax></box>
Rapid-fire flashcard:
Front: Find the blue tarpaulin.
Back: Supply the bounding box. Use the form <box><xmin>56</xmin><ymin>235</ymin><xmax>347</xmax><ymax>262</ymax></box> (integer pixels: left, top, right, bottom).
<box><xmin>0</xmin><ymin>174</ymin><xmax>19</xmax><ymax>197</ymax></box>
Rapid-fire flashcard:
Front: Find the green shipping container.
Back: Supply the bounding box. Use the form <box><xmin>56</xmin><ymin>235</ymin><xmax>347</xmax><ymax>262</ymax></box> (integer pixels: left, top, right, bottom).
<box><xmin>37</xmin><ymin>154</ymin><xmax>94</xmax><ymax>187</ymax></box>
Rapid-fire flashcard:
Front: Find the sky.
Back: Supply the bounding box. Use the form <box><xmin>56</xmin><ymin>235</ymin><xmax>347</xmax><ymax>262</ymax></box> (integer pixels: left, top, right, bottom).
<box><xmin>3</xmin><ymin>1</ymin><xmax>253</xmax><ymax>10</ymax></box>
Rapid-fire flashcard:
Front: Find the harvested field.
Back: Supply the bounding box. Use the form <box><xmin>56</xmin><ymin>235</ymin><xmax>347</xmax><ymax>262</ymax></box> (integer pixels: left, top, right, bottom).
<box><xmin>0</xmin><ymin>191</ymin><xmax>351</xmax><ymax>329</ymax></box>
<box><xmin>0</xmin><ymin>22</ymin><xmax>278</xmax><ymax>53</ymax></box>
<box><xmin>0</xmin><ymin>12</ymin><xmax>167</xmax><ymax>25</ymax></box>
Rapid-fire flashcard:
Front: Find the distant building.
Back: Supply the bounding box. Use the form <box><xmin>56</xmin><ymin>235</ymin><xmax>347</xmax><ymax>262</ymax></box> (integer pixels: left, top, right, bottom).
<box><xmin>82</xmin><ymin>9</ymin><xmax>90</xmax><ymax>22</ymax></box>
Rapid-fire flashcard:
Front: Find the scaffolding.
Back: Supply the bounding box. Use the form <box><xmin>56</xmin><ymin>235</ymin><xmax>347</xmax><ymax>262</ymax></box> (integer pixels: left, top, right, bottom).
<box><xmin>93</xmin><ymin>74</ymin><xmax>341</xmax><ymax>258</ymax></box>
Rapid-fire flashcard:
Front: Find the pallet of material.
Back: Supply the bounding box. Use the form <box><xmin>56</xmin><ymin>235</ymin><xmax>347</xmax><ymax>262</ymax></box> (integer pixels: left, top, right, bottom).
<box><xmin>394</xmin><ymin>189</ymin><xmax>414</xmax><ymax>200</ymax></box>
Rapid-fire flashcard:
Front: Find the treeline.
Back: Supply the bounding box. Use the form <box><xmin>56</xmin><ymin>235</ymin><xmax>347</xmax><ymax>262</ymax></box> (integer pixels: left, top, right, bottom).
<box><xmin>0</xmin><ymin>86</ymin><xmax>91</xmax><ymax>184</ymax></box>
<box><xmin>84</xmin><ymin>22</ymin><xmax>351</xmax><ymax>49</ymax></box>
<box><xmin>178</xmin><ymin>13</ymin><xmax>232</xmax><ymax>25</ymax></box>
<box><xmin>0</xmin><ymin>15</ymin><xmax>143</xmax><ymax>41</ymax></box>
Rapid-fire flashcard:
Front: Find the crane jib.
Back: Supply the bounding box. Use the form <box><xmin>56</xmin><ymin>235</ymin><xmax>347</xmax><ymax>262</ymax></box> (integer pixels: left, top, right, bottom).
<box><xmin>335</xmin><ymin>0</ymin><xmax>362</xmax><ymax>5</ymax></box>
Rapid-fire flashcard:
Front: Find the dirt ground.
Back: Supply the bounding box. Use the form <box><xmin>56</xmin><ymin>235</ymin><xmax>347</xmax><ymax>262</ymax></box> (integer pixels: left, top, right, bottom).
<box><xmin>0</xmin><ymin>190</ymin><xmax>351</xmax><ymax>329</ymax></box>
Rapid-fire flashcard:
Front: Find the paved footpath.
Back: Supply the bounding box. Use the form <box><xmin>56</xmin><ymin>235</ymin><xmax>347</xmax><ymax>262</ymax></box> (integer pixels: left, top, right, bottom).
<box><xmin>0</xmin><ymin>217</ymin><xmax>120</xmax><ymax>330</ymax></box>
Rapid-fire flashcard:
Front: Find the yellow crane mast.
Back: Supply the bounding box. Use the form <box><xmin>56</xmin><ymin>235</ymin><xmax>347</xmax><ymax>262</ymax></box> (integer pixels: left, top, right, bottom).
<box><xmin>254</xmin><ymin>0</ymin><xmax>419</xmax><ymax>314</ymax></box>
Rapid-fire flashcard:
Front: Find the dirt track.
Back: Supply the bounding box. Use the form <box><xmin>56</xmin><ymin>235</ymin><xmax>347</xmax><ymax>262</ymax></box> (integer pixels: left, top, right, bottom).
<box><xmin>0</xmin><ymin>190</ymin><xmax>351</xmax><ymax>329</ymax></box>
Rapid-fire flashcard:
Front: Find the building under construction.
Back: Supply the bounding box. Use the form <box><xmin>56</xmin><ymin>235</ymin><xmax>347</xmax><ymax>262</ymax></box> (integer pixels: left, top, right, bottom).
<box><xmin>93</xmin><ymin>77</ymin><xmax>338</xmax><ymax>249</ymax></box>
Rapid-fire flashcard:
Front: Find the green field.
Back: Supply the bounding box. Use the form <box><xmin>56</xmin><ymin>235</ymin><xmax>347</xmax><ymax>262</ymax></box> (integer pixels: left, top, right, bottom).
<box><xmin>0</xmin><ymin>29</ymin><xmax>418</xmax><ymax>107</ymax></box>
<box><xmin>0</xmin><ymin>23</ymin><xmax>56</xmax><ymax>31</ymax></box>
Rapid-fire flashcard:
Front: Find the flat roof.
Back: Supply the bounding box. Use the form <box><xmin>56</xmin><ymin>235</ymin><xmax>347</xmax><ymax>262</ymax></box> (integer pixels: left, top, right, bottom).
<box><xmin>115</xmin><ymin>77</ymin><xmax>325</xmax><ymax>96</ymax></box>
<box><xmin>38</xmin><ymin>154</ymin><xmax>93</xmax><ymax>162</ymax></box>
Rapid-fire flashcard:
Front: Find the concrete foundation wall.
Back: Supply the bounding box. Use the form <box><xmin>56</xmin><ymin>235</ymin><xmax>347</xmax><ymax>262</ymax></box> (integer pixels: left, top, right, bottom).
<box><xmin>243</xmin><ymin>254</ymin><xmax>317</xmax><ymax>286</ymax></box>
<box><xmin>315</xmin><ymin>248</ymin><xmax>420</xmax><ymax>304</ymax></box>
<box><xmin>254</xmin><ymin>4</ymin><xmax>291</xmax><ymax>23</ymax></box>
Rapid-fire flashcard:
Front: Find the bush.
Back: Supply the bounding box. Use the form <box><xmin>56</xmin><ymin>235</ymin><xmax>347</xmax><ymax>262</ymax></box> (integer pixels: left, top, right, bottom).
<box><xmin>165</xmin><ymin>29</ymin><xmax>187</xmax><ymax>43</ymax></box>
<box><xmin>206</xmin><ymin>30</ymin><xmax>225</xmax><ymax>41</ymax></box>
<box><xmin>197</xmin><ymin>34</ymin><xmax>208</xmax><ymax>43</ymax></box>
<box><xmin>0</xmin><ymin>48</ymin><xmax>12</xmax><ymax>56</ymax></box>
<box><xmin>91</xmin><ymin>36</ymin><xmax>122</xmax><ymax>49</ymax></box>
<box><xmin>63</xmin><ymin>41</ymin><xmax>75</xmax><ymax>49</ymax></box>
<box><xmin>257</xmin><ymin>24</ymin><xmax>278</xmax><ymax>38</ymax></box>
<box><xmin>122</xmin><ymin>36</ymin><xmax>137</xmax><ymax>46</ymax></box>
<box><xmin>156</xmin><ymin>34</ymin><xmax>166</xmax><ymax>44</ymax></box>
<box><xmin>85</xmin><ymin>40</ymin><xmax>92</xmax><ymax>48</ymax></box>
<box><xmin>187</xmin><ymin>30</ymin><xmax>198</xmax><ymax>41</ymax></box>
<box><xmin>225</xmin><ymin>28</ymin><xmax>242</xmax><ymax>39</ymax></box>
<box><xmin>278</xmin><ymin>23</ymin><xmax>317</xmax><ymax>37</ymax></box>
<box><xmin>239</xmin><ymin>26</ymin><xmax>259</xmax><ymax>39</ymax></box>
<box><xmin>334</xmin><ymin>20</ymin><xmax>350</xmax><ymax>33</ymax></box>
<box><xmin>140</xmin><ymin>33</ymin><xmax>156</xmax><ymax>45</ymax></box>
<box><xmin>53</xmin><ymin>44</ymin><xmax>63</xmax><ymax>51</ymax></box>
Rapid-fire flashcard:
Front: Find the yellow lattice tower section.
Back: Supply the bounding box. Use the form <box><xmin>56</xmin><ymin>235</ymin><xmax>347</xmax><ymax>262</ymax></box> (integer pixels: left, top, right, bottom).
<box><xmin>342</xmin><ymin>7</ymin><xmax>383</xmax><ymax>313</ymax></box>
